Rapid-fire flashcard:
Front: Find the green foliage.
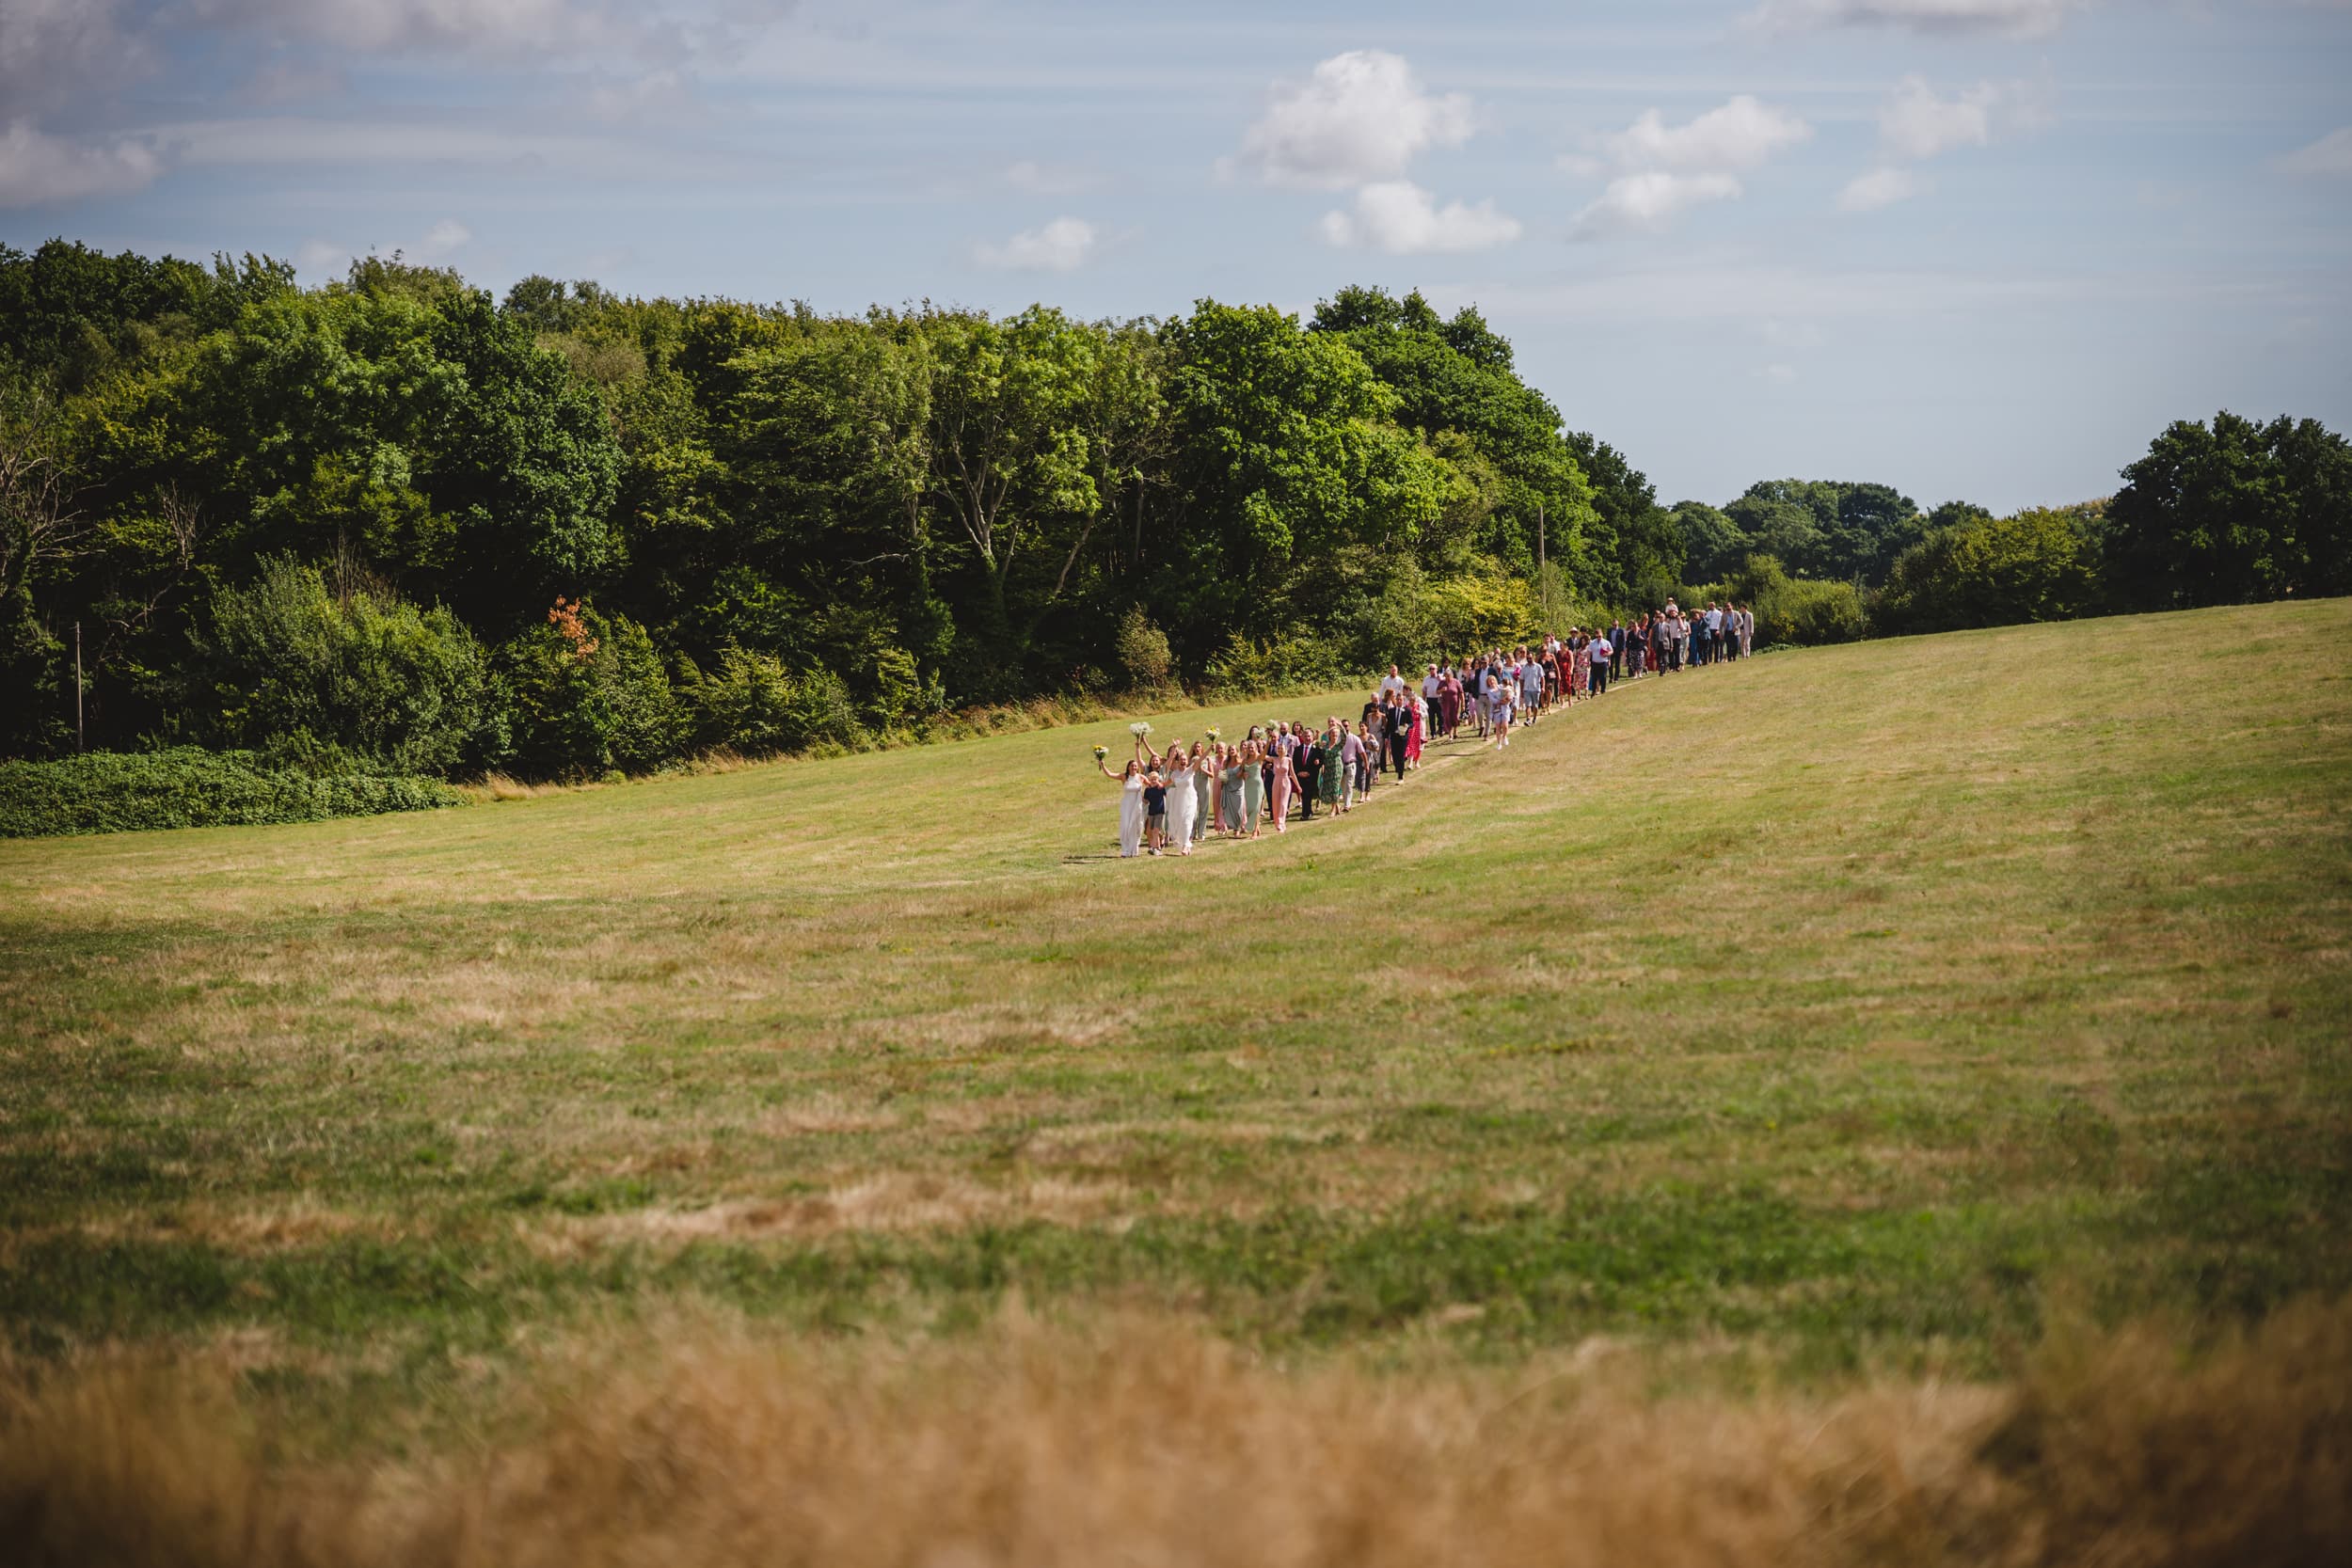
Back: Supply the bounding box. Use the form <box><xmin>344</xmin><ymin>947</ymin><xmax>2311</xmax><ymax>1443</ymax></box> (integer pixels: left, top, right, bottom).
<box><xmin>683</xmin><ymin>644</ymin><xmax>866</xmax><ymax>756</ymax></box>
<box><xmin>499</xmin><ymin>601</ymin><xmax>686</xmax><ymax>781</ymax></box>
<box><xmin>1309</xmin><ymin>286</ymin><xmax>1600</xmax><ymax>589</ymax></box>
<box><xmin>16</xmin><ymin>234</ymin><xmax>2345</xmax><ymax>797</ymax></box>
<box><xmin>1202</xmin><ymin>632</ymin><xmax>1348</xmax><ymax>695</ymax></box>
<box><xmin>88</xmin><ymin>282</ymin><xmax>621</xmax><ymax>626</ymax></box>
<box><xmin>1694</xmin><ymin>555</ymin><xmax>1867</xmax><ymax>647</ymax></box>
<box><xmin>1875</xmin><ymin>507</ymin><xmax>2101</xmax><ymax>635</ymax></box>
<box><xmin>1723</xmin><ymin>480</ymin><xmax>1929</xmax><ymax>587</ymax></box>
<box><xmin>1672</xmin><ymin>500</ymin><xmax>1745</xmax><ymax>584</ymax></box>
<box><xmin>1114</xmin><ymin>607</ymin><xmax>1172</xmax><ymax>686</ymax></box>
<box><xmin>0</xmin><ymin>746</ymin><xmax>461</xmax><ymax>837</ymax></box>
<box><xmin>2106</xmin><ymin>410</ymin><xmax>2352</xmax><ymax>609</ymax></box>
<box><xmin>0</xmin><ymin>239</ymin><xmax>294</xmax><ymax>391</ymax></box>
<box><xmin>191</xmin><ymin>557</ymin><xmax>501</xmax><ymax>774</ymax></box>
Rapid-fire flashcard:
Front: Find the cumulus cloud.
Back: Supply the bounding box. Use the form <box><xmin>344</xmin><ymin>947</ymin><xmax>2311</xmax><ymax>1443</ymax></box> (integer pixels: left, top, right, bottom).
<box><xmin>1878</xmin><ymin>74</ymin><xmax>2006</xmax><ymax>161</ymax></box>
<box><xmin>420</xmin><ymin>216</ymin><xmax>470</xmax><ymax>253</ymax></box>
<box><xmin>1573</xmin><ymin>171</ymin><xmax>1744</xmax><ymax>236</ymax></box>
<box><xmin>1837</xmin><ymin>166</ymin><xmax>1922</xmax><ymax>211</ymax></box>
<box><xmin>1319</xmin><ymin>181</ymin><xmax>1521</xmax><ymax>254</ymax></box>
<box><xmin>975</xmin><ymin>215</ymin><xmax>1097</xmax><ymax>272</ymax></box>
<box><xmin>2279</xmin><ymin>126</ymin><xmax>2352</xmax><ymax>177</ymax></box>
<box><xmin>1232</xmin><ymin>49</ymin><xmax>1474</xmax><ymax>189</ymax></box>
<box><xmin>0</xmin><ymin>119</ymin><xmax>164</xmax><ymax>206</ymax></box>
<box><xmin>1565</xmin><ymin>96</ymin><xmax>1809</xmax><ymax>238</ymax></box>
<box><xmin>1841</xmin><ymin>74</ymin><xmax>2044</xmax><ymax>214</ymax></box>
<box><xmin>1747</xmin><ymin>0</ymin><xmax>2083</xmax><ymax>37</ymax></box>
<box><xmin>1597</xmin><ymin>95</ymin><xmax>1813</xmax><ymax>174</ymax></box>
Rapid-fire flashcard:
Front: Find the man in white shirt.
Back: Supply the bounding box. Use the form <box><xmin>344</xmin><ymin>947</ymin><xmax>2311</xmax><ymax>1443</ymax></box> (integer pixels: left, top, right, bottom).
<box><xmin>1379</xmin><ymin>664</ymin><xmax>1407</xmax><ymax>701</ymax></box>
<box><xmin>1587</xmin><ymin>635</ymin><xmax>1612</xmax><ymax>695</ymax></box>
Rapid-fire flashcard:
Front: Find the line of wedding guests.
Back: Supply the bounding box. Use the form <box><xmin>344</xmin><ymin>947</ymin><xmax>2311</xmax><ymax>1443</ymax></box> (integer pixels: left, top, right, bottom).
<box><xmin>1096</xmin><ymin>598</ymin><xmax>1756</xmax><ymax>857</ymax></box>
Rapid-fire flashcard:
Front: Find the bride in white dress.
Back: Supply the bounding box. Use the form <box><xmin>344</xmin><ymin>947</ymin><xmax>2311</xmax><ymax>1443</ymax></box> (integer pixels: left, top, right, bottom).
<box><xmin>1098</xmin><ymin>750</ymin><xmax>1147</xmax><ymax>857</ymax></box>
<box><xmin>1153</xmin><ymin>740</ymin><xmax>1197</xmax><ymax>856</ymax></box>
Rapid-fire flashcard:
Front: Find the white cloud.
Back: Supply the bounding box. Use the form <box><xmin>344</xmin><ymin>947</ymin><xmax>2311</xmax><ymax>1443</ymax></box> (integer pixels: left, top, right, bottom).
<box><xmin>1597</xmin><ymin>96</ymin><xmax>1813</xmax><ymax>174</ymax></box>
<box><xmin>1747</xmin><ymin>0</ymin><xmax>2082</xmax><ymax>37</ymax></box>
<box><xmin>2279</xmin><ymin>126</ymin><xmax>2352</xmax><ymax>176</ymax></box>
<box><xmin>0</xmin><ymin>119</ymin><xmax>164</xmax><ymax>206</ymax></box>
<box><xmin>1232</xmin><ymin>49</ymin><xmax>1475</xmax><ymax>189</ymax></box>
<box><xmin>1319</xmin><ymin>181</ymin><xmax>1521</xmax><ymax>254</ymax></box>
<box><xmin>1565</xmin><ymin>96</ymin><xmax>1808</xmax><ymax>239</ymax></box>
<box><xmin>1839</xmin><ymin>166</ymin><xmax>1922</xmax><ymax>210</ymax></box>
<box><xmin>421</xmin><ymin>216</ymin><xmax>471</xmax><ymax>254</ymax></box>
<box><xmin>1573</xmin><ymin>171</ymin><xmax>1743</xmax><ymax>237</ymax></box>
<box><xmin>1759</xmin><ymin>362</ymin><xmax>1799</xmax><ymax>384</ymax></box>
<box><xmin>1878</xmin><ymin>75</ymin><xmax>2004</xmax><ymax>161</ymax></box>
<box><xmin>1840</xmin><ymin>74</ymin><xmax>2043</xmax><ymax>215</ymax></box>
<box><xmin>975</xmin><ymin>215</ymin><xmax>1097</xmax><ymax>272</ymax></box>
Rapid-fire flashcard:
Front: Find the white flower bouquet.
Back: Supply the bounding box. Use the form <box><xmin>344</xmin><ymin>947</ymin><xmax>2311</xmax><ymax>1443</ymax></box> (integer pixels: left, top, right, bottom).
<box><xmin>1129</xmin><ymin>721</ymin><xmax>1152</xmax><ymax>737</ymax></box>
<box><xmin>1092</xmin><ymin>744</ymin><xmax>1108</xmax><ymax>762</ymax></box>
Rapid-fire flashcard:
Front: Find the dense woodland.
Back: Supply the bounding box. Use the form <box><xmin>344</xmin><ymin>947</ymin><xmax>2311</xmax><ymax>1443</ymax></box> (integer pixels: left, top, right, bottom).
<box><xmin>3</xmin><ymin>238</ymin><xmax>2347</xmax><ymax>782</ymax></box>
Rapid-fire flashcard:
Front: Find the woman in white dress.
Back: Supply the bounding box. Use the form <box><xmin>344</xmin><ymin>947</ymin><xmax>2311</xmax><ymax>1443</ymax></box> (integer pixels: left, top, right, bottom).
<box><xmin>1188</xmin><ymin>741</ymin><xmax>1214</xmax><ymax>844</ymax></box>
<box><xmin>1098</xmin><ymin>748</ymin><xmax>1147</xmax><ymax>857</ymax></box>
<box><xmin>1149</xmin><ymin>738</ymin><xmax>1198</xmax><ymax>855</ymax></box>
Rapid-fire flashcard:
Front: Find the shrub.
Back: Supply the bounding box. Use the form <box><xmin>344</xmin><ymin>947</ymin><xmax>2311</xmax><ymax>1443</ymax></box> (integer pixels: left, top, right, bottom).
<box><xmin>1768</xmin><ymin>577</ymin><xmax>1868</xmax><ymax>645</ymax></box>
<box><xmin>1696</xmin><ymin>555</ymin><xmax>1869</xmax><ymax>648</ymax></box>
<box><xmin>1202</xmin><ymin>632</ymin><xmax>1348</xmax><ymax>696</ymax></box>
<box><xmin>191</xmin><ymin>556</ymin><xmax>501</xmax><ymax>775</ymax></box>
<box><xmin>685</xmin><ymin>646</ymin><xmax>866</xmax><ymax>756</ymax></box>
<box><xmin>1114</xmin><ymin>608</ymin><xmax>1173</xmax><ymax>687</ymax></box>
<box><xmin>499</xmin><ymin>599</ymin><xmax>687</xmax><ymax>780</ymax></box>
<box><xmin>1874</xmin><ymin>508</ymin><xmax>2100</xmax><ymax>636</ymax></box>
<box><xmin>0</xmin><ymin>747</ymin><xmax>463</xmax><ymax>837</ymax></box>
<box><xmin>1424</xmin><ymin>563</ymin><xmax>1539</xmax><ymax>657</ymax></box>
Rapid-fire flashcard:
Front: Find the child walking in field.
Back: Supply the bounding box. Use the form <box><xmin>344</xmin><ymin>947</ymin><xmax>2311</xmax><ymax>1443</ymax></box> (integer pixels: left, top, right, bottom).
<box><xmin>1143</xmin><ymin>769</ymin><xmax>1168</xmax><ymax>854</ymax></box>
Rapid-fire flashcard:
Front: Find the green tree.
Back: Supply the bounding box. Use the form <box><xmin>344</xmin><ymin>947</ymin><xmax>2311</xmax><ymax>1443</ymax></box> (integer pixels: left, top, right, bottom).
<box><xmin>1875</xmin><ymin>508</ymin><xmax>2099</xmax><ymax>635</ymax></box>
<box><xmin>190</xmin><ymin>556</ymin><xmax>501</xmax><ymax>774</ymax></box>
<box><xmin>499</xmin><ymin>598</ymin><xmax>684</xmax><ymax>779</ymax></box>
<box><xmin>2106</xmin><ymin>411</ymin><xmax>2352</xmax><ymax>609</ymax></box>
<box><xmin>1670</xmin><ymin>499</ymin><xmax>1744</xmax><ymax>585</ymax></box>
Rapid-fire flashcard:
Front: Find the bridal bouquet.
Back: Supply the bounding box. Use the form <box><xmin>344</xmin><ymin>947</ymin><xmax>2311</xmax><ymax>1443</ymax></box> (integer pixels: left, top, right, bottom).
<box><xmin>1092</xmin><ymin>744</ymin><xmax>1108</xmax><ymax>762</ymax></box>
<box><xmin>1203</xmin><ymin>726</ymin><xmax>1220</xmax><ymax>742</ymax></box>
<box><xmin>1129</xmin><ymin>721</ymin><xmax>1152</xmax><ymax>738</ymax></box>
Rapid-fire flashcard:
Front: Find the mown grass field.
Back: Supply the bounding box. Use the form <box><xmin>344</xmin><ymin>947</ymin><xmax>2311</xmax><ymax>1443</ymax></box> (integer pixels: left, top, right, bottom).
<box><xmin>4</xmin><ymin>600</ymin><xmax>2350</xmax><ymax>1463</ymax></box>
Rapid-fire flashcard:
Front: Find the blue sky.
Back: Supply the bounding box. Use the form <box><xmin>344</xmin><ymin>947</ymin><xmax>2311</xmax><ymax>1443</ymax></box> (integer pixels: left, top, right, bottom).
<box><xmin>3</xmin><ymin>0</ymin><xmax>2347</xmax><ymax>513</ymax></box>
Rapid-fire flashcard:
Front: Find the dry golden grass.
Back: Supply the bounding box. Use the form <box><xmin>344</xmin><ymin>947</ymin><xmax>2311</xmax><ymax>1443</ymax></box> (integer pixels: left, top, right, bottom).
<box><xmin>3</xmin><ymin>1300</ymin><xmax>2346</xmax><ymax>1568</ymax></box>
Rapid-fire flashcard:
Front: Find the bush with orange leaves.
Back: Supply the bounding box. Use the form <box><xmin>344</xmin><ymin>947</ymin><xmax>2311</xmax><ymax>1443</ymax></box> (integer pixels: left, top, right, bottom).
<box><xmin>546</xmin><ymin>595</ymin><xmax>599</xmax><ymax>662</ymax></box>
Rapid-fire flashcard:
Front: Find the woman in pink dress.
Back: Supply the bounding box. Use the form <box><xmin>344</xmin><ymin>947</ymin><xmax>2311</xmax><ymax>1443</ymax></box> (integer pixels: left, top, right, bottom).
<box><xmin>1405</xmin><ymin>692</ymin><xmax>1424</xmax><ymax>769</ymax></box>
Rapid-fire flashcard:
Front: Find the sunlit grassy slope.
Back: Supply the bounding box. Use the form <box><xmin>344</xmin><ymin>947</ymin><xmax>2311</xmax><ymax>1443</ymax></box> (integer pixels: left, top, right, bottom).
<box><xmin>4</xmin><ymin>600</ymin><xmax>2348</xmax><ymax>1418</ymax></box>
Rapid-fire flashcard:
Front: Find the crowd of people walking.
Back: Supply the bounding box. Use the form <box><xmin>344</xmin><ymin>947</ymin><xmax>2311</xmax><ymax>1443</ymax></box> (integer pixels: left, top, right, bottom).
<box><xmin>1095</xmin><ymin>600</ymin><xmax>1757</xmax><ymax>857</ymax></box>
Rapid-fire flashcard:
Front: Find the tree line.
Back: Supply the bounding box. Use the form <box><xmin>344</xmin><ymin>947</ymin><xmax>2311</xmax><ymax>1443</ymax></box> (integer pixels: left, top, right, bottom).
<box><xmin>3</xmin><ymin>238</ymin><xmax>2344</xmax><ymax>780</ymax></box>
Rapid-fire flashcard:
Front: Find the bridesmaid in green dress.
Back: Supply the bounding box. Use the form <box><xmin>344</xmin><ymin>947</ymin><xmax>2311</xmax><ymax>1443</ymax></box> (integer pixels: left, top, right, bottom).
<box><xmin>1217</xmin><ymin>745</ymin><xmax>1245</xmax><ymax>837</ymax></box>
<box><xmin>1239</xmin><ymin>738</ymin><xmax>1265</xmax><ymax>838</ymax></box>
<box><xmin>1316</xmin><ymin>720</ymin><xmax>1345</xmax><ymax>812</ymax></box>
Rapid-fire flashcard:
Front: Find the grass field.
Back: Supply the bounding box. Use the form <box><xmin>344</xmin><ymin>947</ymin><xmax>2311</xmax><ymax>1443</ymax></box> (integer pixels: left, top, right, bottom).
<box><xmin>5</xmin><ymin>602</ymin><xmax>2351</xmax><ymax>1562</ymax></box>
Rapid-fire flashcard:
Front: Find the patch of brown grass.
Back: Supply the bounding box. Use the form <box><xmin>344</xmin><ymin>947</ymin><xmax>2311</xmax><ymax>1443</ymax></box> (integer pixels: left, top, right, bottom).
<box><xmin>5</xmin><ymin>1301</ymin><xmax>2347</xmax><ymax>1568</ymax></box>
